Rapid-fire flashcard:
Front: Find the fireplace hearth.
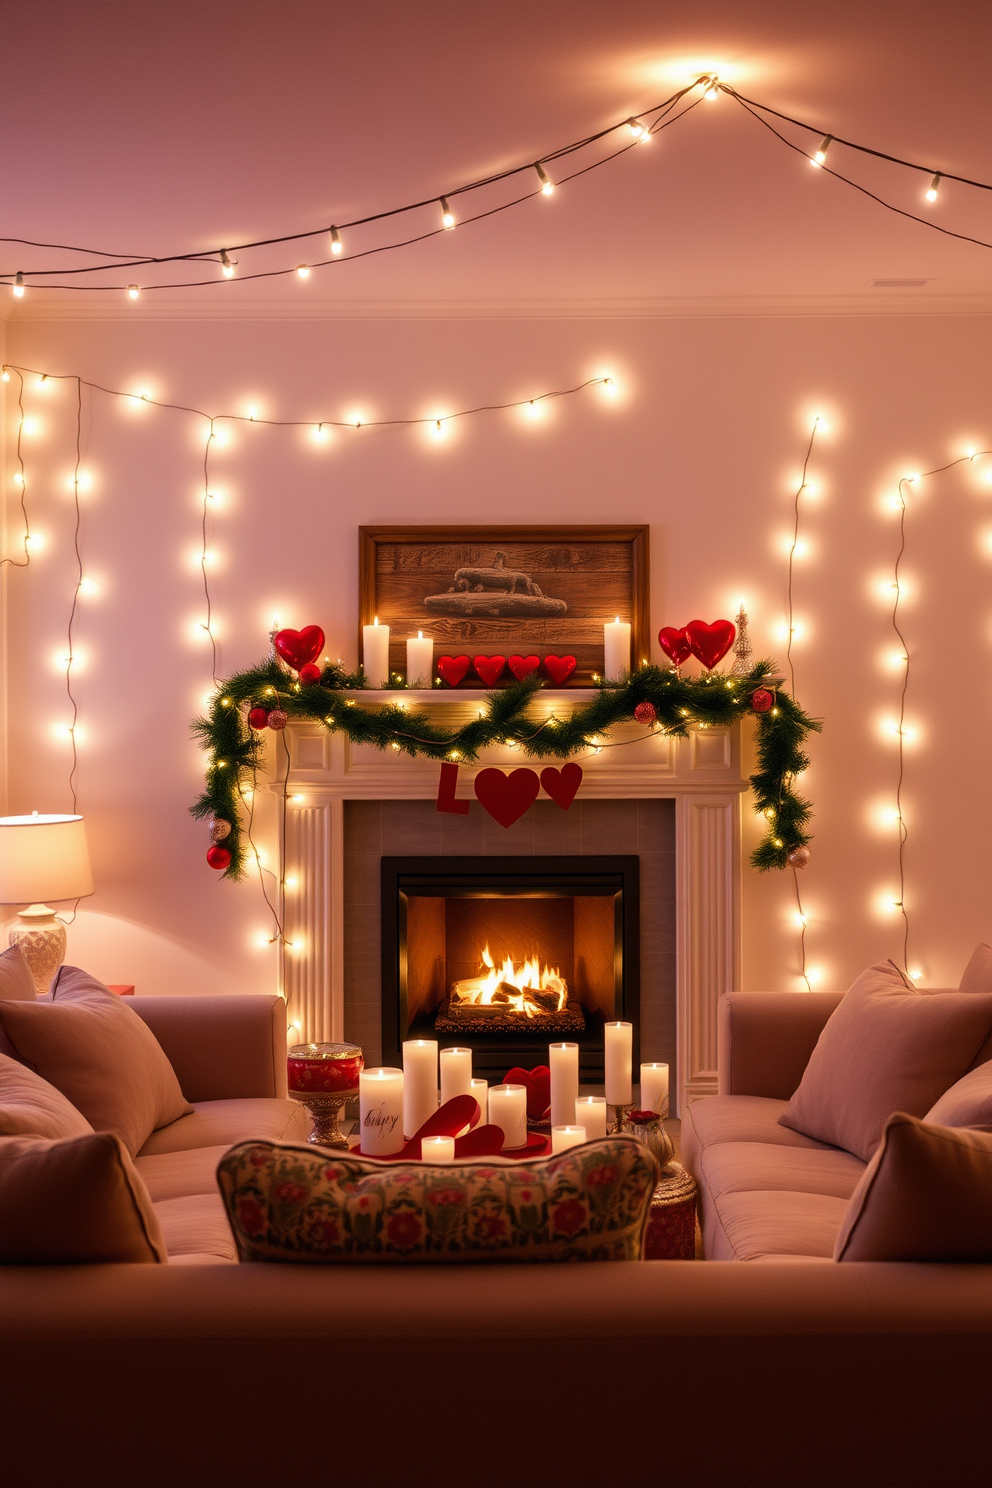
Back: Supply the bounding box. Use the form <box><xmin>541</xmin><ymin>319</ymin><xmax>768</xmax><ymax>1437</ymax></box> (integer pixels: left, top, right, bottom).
<box><xmin>381</xmin><ymin>856</ymin><xmax>639</xmax><ymax>1081</ymax></box>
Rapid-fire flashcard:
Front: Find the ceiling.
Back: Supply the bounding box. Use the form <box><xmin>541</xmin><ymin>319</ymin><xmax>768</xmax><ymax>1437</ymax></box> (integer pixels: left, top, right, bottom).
<box><xmin>3</xmin><ymin>0</ymin><xmax>990</xmax><ymax>316</ymax></box>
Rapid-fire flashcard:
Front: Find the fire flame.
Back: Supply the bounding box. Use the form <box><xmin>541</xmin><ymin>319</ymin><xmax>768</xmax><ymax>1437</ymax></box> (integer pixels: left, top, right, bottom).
<box><xmin>450</xmin><ymin>943</ymin><xmax>567</xmax><ymax>1019</ymax></box>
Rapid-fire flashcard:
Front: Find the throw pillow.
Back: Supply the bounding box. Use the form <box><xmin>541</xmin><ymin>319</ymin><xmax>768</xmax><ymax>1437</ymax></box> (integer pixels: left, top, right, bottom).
<box><xmin>779</xmin><ymin>961</ymin><xmax>992</xmax><ymax>1161</ymax></box>
<box><xmin>0</xmin><ymin>1051</ymin><xmax>94</xmax><ymax>1140</ymax></box>
<box><xmin>217</xmin><ymin>1136</ymin><xmax>659</xmax><ymax>1264</ymax></box>
<box><xmin>0</xmin><ymin>966</ymin><xmax>192</xmax><ymax>1156</ymax></box>
<box><xmin>925</xmin><ymin>1061</ymin><xmax>992</xmax><ymax>1129</ymax></box>
<box><xmin>959</xmin><ymin>944</ymin><xmax>992</xmax><ymax>1067</ymax></box>
<box><xmin>835</xmin><ymin>1112</ymin><xmax>992</xmax><ymax>1262</ymax></box>
<box><xmin>0</xmin><ymin>1132</ymin><xmax>167</xmax><ymax>1264</ymax></box>
<box><xmin>0</xmin><ymin>944</ymin><xmax>37</xmax><ymax>1001</ymax></box>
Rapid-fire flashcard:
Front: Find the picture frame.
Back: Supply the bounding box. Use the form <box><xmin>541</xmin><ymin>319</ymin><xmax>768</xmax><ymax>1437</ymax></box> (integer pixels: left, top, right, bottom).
<box><xmin>359</xmin><ymin>525</ymin><xmax>649</xmax><ymax>686</ymax></box>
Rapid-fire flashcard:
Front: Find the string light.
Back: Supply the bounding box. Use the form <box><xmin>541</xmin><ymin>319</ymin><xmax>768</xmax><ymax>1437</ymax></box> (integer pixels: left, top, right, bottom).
<box><xmin>925</xmin><ymin>173</ymin><xmax>941</xmax><ymax>203</ymax></box>
<box><xmin>440</xmin><ymin>197</ymin><xmax>455</xmax><ymax>229</ymax></box>
<box><xmin>12</xmin><ymin>272</ymin><xmax>24</xmax><ymax>298</ymax></box>
<box><xmin>296</xmin><ymin>264</ymin><xmax>310</xmax><ymax>279</ymax></box>
<box><xmin>812</xmin><ymin>135</ymin><xmax>832</xmax><ymax>167</ymax></box>
<box><xmin>703</xmin><ymin>76</ymin><xmax>721</xmax><ymax>101</ymax></box>
<box><xmin>126</xmin><ymin>284</ymin><xmax>140</xmax><ymax>300</ymax></box>
<box><xmin>329</xmin><ymin>226</ymin><xmax>342</xmax><ymax>255</ymax></box>
<box><xmin>534</xmin><ymin>163</ymin><xmax>554</xmax><ymax>195</ymax></box>
<box><xmin>627</xmin><ymin>117</ymin><xmax>646</xmax><ymax>138</ymax></box>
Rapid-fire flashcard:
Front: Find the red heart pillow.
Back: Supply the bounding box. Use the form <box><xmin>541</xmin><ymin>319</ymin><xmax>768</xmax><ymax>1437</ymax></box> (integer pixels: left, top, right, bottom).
<box><xmin>658</xmin><ymin>626</ymin><xmax>692</xmax><ymax>667</ymax></box>
<box><xmin>685</xmin><ymin>618</ymin><xmax>736</xmax><ymax>670</ymax></box>
<box><xmin>273</xmin><ymin>626</ymin><xmax>325</xmax><ymax>671</ymax></box>
<box><xmin>508</xmin><ymin>655</ymin><xmax>541</xmax><ymax>681</ymax></box>
<box><xmin>473</xmin><ymin>655</ymin><xmax>506</xmax><ymax>687</ymax></box>
<box><xmin>544</xmin><ymin>655</ymin><xmax>576</xmax><ymax>686</ymax></box>
<box><xmin>505</xmin><ymin>1065</ymin><xmax>551</xmax><ymax>1122</ymax></box>
<box><xmin>437</xmin><ymin>655</ymin><xmax>471</xmax><ymax>686</ymax></box>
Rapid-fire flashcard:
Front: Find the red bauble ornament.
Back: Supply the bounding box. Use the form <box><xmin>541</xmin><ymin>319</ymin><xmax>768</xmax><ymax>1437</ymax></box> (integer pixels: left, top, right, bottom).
<box><xmin>658</xmin><ymin>626</ymin><xmax>693</xmax><ymax>667</ymax></box>
<box><xmin>543</xmin><ymin>655</ymin><xmax>577</xmax><ymax>686</ymax></box>
<box><xmin>634</xmin><ymin>700</ymin><xmax>657</xmax><ymax>725</ymax></box>
<box><xmin>298</xmin><ymin>663</ymin><xmax>321</xmax><ymax>685</ymax></box>
<box><xmin>206</xmin><ymin>845</ymin><xmax>232</xmax><ymax>870</ymax></box>
<box><xmin>750</xmin><ymin>687</ymin><xmax>774</xmax><ymax>713</ymax></box>
<box><xmin>685</xmin><ymin>618</ymin><xmax>736</xmax><ymax>670</ymax></box>
<box><xmin>437</xmin><ymin>655</ymin><xmax>471</xmax><ymax>687</ymax></box>
<box><xmin>787</xmin><ymin>846</ymin><xmax>811</xmax><ymax>869</ymax></box>
<box><xmin>248</xmin><ymin>706</ymin><xmax>270</xmax><ymax>730</ymax></box>
<box><xmin>273</xmin><ymin>626</ymin><xmax>324</xmax><ymax>671</ymax></box>
<box><xmin>473</xmin><ymin>655</ymin><xmax>506</xmax><ymax>687</ymax></box>
<box><xmin>507</xmin><ymin>654</ymin><xmax>541</xmax><ymax>681</ymax></box>
<box><xmin>267</xmin><ymin>708</ymin><xmax>289</xmax><ymax>730</ymax></box>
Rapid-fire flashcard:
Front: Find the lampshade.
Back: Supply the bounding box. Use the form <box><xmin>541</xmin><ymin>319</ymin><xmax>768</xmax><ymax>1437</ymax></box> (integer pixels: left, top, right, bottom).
<box><xmin>0</xmin><ymin>814</ymin><xmax>94</xmax><ymax>904</ymax></box>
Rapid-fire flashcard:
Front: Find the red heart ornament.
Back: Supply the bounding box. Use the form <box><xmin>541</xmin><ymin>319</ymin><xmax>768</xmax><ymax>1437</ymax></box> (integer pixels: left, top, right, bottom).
<box><xmin>543</xmin><ymin>655</ymin><xmax>576</xmax><ymax>686</ymax></box>
<box><xmin>505</xmin><ymin>1065</ymin><xmax>552</xmax><ymax>1122</ymax></box>
<box><xmin>540</xmin><ymin>762</ymin><xmax>583</xmax><ymax>810</ymax></box>
<box><xmin>474</xmin><ymin>767</ymin><xmax>540</xmax><ymax>828</ymax></box>
<box><xmin>473</xmin><ymin>655</ymin><xmax>506</xmax><ymax>687</ymax></box>
<box><xmin>273</xmin><ymin>626</ymin><xmax>324</xmax><ymax>671</ymax></box>
<box><xmin>508</xmin><ymin>654</ymin><xmax>541</xmax><ymax>681</ymax></box>
<box><xmin>437</xmin><ymin>655</ymin><xmax>471</xmax><ymax>686</ymax></box>
<box><xmin>658</xmin><ymin>626</ymin><xmax>693</xmax><ymax>667</ymax></box>
<box><xmin>685</xmin><ymin>618</ymin><xmax>736</xmax><ymax>670</ymax></box>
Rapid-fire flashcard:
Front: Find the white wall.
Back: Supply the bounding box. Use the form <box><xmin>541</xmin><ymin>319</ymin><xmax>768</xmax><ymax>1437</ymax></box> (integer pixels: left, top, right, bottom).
<box><xmin>3</xmin><ymin>311</ymin><xmax>990</xmax><ymax>1000</ymax></box>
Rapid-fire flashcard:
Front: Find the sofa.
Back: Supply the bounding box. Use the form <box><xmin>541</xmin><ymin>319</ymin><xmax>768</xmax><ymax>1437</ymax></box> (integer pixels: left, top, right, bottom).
<box><xmin>2</xmin><ymin>991</ymin><xmax>991</xmax><ymax>1488</ymax></box>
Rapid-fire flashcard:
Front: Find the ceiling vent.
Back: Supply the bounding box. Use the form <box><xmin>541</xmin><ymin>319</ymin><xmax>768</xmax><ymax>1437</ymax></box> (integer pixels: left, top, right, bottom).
<box><xmin>869</xmin><ymin>278</ymin><xmax>934</xmax><ymax>287</ymax></box>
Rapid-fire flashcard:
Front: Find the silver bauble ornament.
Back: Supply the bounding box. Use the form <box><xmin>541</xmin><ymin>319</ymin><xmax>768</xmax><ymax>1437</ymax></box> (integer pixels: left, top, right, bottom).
<box><xmin>787</xmin><ymin>845</ymin><xmax>810</xmax><ymax>869</ymax></box>
<box><xmin>208</xmin><ymin>817</ymin><xmax>232</xmax><ymax>843</ymax></box>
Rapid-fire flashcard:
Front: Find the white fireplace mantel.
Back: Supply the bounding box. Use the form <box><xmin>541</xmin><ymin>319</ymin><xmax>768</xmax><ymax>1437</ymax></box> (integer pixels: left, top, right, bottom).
<box><xmin>273</xmin><ymin>691</ymin><xmax>746</xmax><ymax>1108</ymax></box>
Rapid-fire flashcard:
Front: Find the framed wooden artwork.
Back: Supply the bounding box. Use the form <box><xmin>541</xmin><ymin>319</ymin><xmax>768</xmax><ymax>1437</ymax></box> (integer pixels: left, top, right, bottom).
<box><xmin>359</xmin><ymin>525</ymin><xmax>649</xmax><ymax>685</ymax></box>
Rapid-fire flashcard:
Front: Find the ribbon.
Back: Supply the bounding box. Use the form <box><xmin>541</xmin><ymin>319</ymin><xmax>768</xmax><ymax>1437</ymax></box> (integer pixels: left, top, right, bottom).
<box><xmin>350</xmin><ymin>1094</ymin><xmax>551</xmax><ymax>1161</ymax></box>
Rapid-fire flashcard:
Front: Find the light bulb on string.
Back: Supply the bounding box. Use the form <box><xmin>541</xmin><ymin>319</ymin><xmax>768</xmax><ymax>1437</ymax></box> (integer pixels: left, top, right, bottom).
<box><xmin>311</xmin><ymin>423</ymin><xmax>329</xmax><ymax>444</ymax></box>
<box><xmin>702</xmin><ymin>76</ymin><xmax>721</xmax><ymax>101</ymax></box>
<box><xmin>812</xmin><ymin>135</ymin><xmax>832</xmax><ymax>167</ymax></box>
<box><xmin>925</xmin><ymin>174</ymin><xmax>941</xmax><ymax>203</ymax></box>
<box><xmin>126</xmin><ymin>284</ymin><xmax>140</xmax><ymax>300</ymax></box>
<box><xmin>440</xmin><ymin>197</ymin><xmax>455</xmax><ymax>229</ymax></box>
<box><xmin>329</xmin><ymin>226</ymin><xmax>342</xmax><ymax>255</ymax></box>
<box><xmin>220</xmin><ymin>251</ymin><xmax>236</xmax><ymax>278</ymax></box>
<box><xmin>12</xmin><ymin>272</ymin><xmax>24</xmax><ymax>299</ymax></box>
<box><xmin>296</xmin><ymin>264</ymin><xmax>311</xmax><ymax>279</ymax></box>
<box><xmin>534</xmin><ymin>163</ymin><xmax>554</xmax><ymax>195</ymax></box>
<box><xmin>1</xmin><ymin>370</ymin><xmax>9</xmax><ymax>381</ymax></box>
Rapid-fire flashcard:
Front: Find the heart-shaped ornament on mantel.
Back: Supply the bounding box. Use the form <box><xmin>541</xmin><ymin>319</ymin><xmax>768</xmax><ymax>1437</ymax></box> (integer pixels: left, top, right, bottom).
<box><xmin>437</xmin><ymin>655</ymin><xmax>471</xmax><ymax>686</ymax></box>
<box><xmin>685</xmin><ymin>618</ymin><xmax>736</xmax><ymax>671</ymax></box>
<box><xmin>474</xmin><ymin>766</ymin><xmax>540</xmax><ymax>828</ymax></box>
<box><xmin>273</xmin><ymin>625</ymin><xmax>325</xmax><ymax>671</ymax></box>
<box><xmin>658</xmin><ymin>626</ymin><xmax>693</xmax><ymax>667</ymax></box>
<box><xmin>540</xmin><ymin>762</ymin><xmax>583</xmax><ymax>810</ymax></box>
<box><xmin>473</xmin><ymin>655</ymin><xmax>506</xmax><ymax>687</ymax></box>
<box><xmin>508</xmin><ymin>654</ymin><xmax>541</xmax><ymax>681</ymax></box>
<box><xmin>543</xmin><ymin>655</ymin><xmax>576</xmax><ymax>686</ymax></box>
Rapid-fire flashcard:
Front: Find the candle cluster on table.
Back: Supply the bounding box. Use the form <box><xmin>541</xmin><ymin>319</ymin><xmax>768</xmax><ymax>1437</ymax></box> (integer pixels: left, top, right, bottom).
<box><xmin>362</xmin><ymin>616</ymin><xmax>632</xmax><ymax>688</ymax></box>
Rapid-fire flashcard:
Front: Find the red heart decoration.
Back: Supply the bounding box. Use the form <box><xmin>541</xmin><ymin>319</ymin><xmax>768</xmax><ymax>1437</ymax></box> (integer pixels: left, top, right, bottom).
<box><xmin>685</xmin><ymin>618</ymin><xmax>736</xmax><ymax>671</ymax></box>
<box><xmin>540</xmin><ymin>762</ymin><xmax>583</xmax><ymax>810</ymax></box>
<box><xmin>437</xmin><ymin>655</ymin><xmax>471</xmax><ymax>686</ymax></box>
<box><xmin>508</xmin><ymin>654</ymin><xmax>541</xmax><ymax>681</ymax></box>
<box><xmin>505</xmin><ymin>1065</ymin><xmax>551</xmax><ymax>1122</ymax></box>
<box><xmin>658</xmin><ymin>626</ymin><xmax>693</xmax><ymax>667</ymax></box>
<box><xmin>474</xmin><ymin>767</ymin><xmax>540</xmax><ymax>827</ymax></box>
<box><xmin>273</xmin><ymin>626</ymin><xmax>324</xmax><ymax>671</ymax></box>
<box><xmin>473</xmin><ymin>655</ymin><xmax>506</xmax><ymax>687</ymax></box>
<box><xmin>544</xmin><ymin>655</ymin><xmax>576</xmax><ymax>686</ymax></box>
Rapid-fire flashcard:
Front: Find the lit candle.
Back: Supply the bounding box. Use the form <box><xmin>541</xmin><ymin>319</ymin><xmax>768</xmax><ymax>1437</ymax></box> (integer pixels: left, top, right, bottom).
<box><xmin>469</xmin><ymin>1079</ymin><xmax>489</xmax><ymax>1128</ymax></box>
<box><xmin>421</xmin><ymin>1135</ymin><xmax>455</xmax><ymax>1163</ymax></box>
<box><xmin>603</xmin><ymin>616</ymin><xmax>631</xmax><ymax>681</ymax></box>
<box><xmin>549</xmin><ymin>1042</ymin><xmax>579</xmax><ymax>1128</ymax></box>
<box><xmin>552</xmin><ymin>1124</ymin><xmax>587</xmax><ymax>1154</ymax></box>
<box><xmin>604</xmin><ymin>1021</ymin><xmax>633</xmax><ymax>1105</ymax></box>
<box><xmin>358</xmin><ymin>1067</ymin><xmax>404</xmax><ymax>1155</ymax></box>
<box><xmin>362</xmin><ymin>615</ymin><xmax>390</xmax><ymax>687</ymax></box>
<box><xmin>402</xmin><ymin>1039</ymin><xmax>438</xmax><ymax>1137</ymax></box>
<box><xmin>406</xmin><ymin>630</ymin><xmax>434</xmax><ymax>687</ymax></box>
<box><xmin>640</xmin><ymin>1061</ymin><xmax>669</xmax><ymax>1117</ymax></box>
<box><xmin>487</xmin><ymin>1083</ymin><xmax>527</xmax><ymax>1150</ymax></box>
<box><xmin>575</xmin><ymin>1095</ymin><xmax>607</xmax><ymax>1139</ymax></box>
<box><xmin>439</xmin><ymin>1046</ymin><xmax>473</xmax><ymax>1105</ymax></box>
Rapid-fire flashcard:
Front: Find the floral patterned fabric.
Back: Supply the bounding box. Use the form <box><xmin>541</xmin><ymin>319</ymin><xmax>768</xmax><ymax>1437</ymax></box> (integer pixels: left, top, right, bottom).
<box><xmin>216</xmin><ymin>1136</ymin><xmax>659</xmax><ymax>1264</ymax></box>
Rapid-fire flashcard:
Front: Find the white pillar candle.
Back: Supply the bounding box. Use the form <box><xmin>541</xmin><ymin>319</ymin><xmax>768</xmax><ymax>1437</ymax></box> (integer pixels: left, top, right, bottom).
<box><xmin>551</xmin><ymin>1124</ymin><xmax>586</xmax><ymax>1154</ymax></box>
<box><xmin>469</xmin><ymin>1079</ymin><xmax>489</xmax><ymax>1128</ymax></box>
<box><xmin>362</xmin><ymin>615</ymin><xmax>390</xmax><ymax>687</ymax></box>
<box><xmin>439</xmin><ymin>1047</ymin><xmax>473</xmax><ymax>1105</ymax></box>
<box><xmin>421</xmin><ymin>1135</ymin><xmax>455</xmax><ymax>1163</ymax></box>
<box><xmin>549</xmin><ymin>1042</ymin><xmax>579</xmax><ymax>1127</ymax></box>
<box><xmin>575</xmin><ymin>1095</ymin><xmax>608</xmax><ymax>1140</ymax></box>
<box><xmin>402</xmin><ymin>1039</ymin><xmax>438</xmax><ymax>1138</ymax></box>
<box><xmin>603</xmin><ymin>616</ymin><xmax>631</xmax><ymax>681</ymax></box>
<box><xmin>488</xmin><ymin>1084</ymin><xmax>527</xmax><ymax>1151</ymax></box>
<box><xmin>640</xmin><ymin>1062</ymin><xmax>670</xmax><ymax>1117</ymax></box>
<box><xmin>604</xmin><ymin>1021</ymin><xmax>633</xmax><ymax>1105</ymax></box>
<box><xmin>406</xmin><ymin>630</ymin><xmax>434</xmax><ymax>687</ymax></box>
<box><xmin>359</xmin><ymin>1067</ymin><xmax>405</xmax><ymax>1155</ymax></box>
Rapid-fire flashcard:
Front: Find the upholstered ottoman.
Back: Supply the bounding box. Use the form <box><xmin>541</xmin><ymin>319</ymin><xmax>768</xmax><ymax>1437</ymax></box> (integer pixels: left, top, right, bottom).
<box><xmin>643</xmin><ymin>1161</ymin><xmax>697</xmax><ymax>1260</ymax></box>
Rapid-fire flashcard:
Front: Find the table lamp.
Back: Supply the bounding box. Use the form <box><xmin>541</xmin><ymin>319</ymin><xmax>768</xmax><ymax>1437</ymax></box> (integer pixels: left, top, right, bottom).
<box><xmin>0</xmin><ymin>814</ymin><xmax>94</xmax><ymax>993</ymax></box>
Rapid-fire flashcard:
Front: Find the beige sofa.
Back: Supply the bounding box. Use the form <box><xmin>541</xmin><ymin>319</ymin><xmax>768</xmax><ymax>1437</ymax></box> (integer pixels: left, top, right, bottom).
<box><xmin>2</xmin><ymin>992</ymin><xmax>991</xmax><ymax>1488</ymax></box>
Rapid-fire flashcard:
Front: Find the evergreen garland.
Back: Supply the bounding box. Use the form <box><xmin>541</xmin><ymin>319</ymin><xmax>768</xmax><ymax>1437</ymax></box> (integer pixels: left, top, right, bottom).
<box><xmin>190</xmin><ymin>658</ymin><xmax>821</xmax><ymax>880</ymax></box>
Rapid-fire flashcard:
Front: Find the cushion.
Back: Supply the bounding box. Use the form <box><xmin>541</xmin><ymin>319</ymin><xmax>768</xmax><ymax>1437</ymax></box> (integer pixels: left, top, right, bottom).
<box><xmin>709</xmin><ymin>1188</ymin><xmax>848</xmax><ymax>1262</ymax></box>
<box><xmin>835</xmin><ymin>1113</ymin><xmax>992</xmax><ymax>1262</ymax></box>
<box><xmin>0</xmin><ymin>1132</ymin><xmax>167</xmax><ymax>1264</ymax></box>
<box><xmin>0</xmin><ymin>944</ymin><xmax>37</xmax><ymax>1001</ymax></box>
<box><xmin>0</xmin><ymin>966</ymin><xmax>192</xmax><ymax>1156</ymax></box>
<box><xmin>136</xmin><ymin>1143</ymin><xmax>234</xmax><ymax>1202</ymax></box>
<box><xmin>137</xmin><ymin>1097</ymin><xmax>310</xmax><ymax>1156</ymax></box>
<box><xmin>779</xmin><ymin>961</ymin><xmax>992</xmax><ymax>1161</ymax></box>
<box><xmin>217</xmin><ymin>1136</ymin><xmax>659</xmax><ymax>1264</ymax></box>
<box><xmin>925</xmin><ymin>1062</ymin><xmax>992</xmax><ymax>1129</ymax></box>
<box><xmin>153</xmin><ymin>1192</ymin><xmax>238</xmax><ymax>1264</ymax></box>
<box><xmin>959</xmin><ymin>944</ymin><xmax>992</xmax><ymax>1067</ymax></box>
<box><xmin>699</xmin><ymin>1141</ymin><xmax>866</xmax><ymax>1202</ymax></box>
<box><xmin>0</xmin><ymin>1051</ymin><xmax>93</xmax><ymax>1140</ymax></box>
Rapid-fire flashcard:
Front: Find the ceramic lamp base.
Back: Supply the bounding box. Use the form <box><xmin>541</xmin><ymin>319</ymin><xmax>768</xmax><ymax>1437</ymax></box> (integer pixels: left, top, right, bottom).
<box><xmin>290</xmin><ymin>1088</ymin><xmax>359</xmax><ymax>1149</ymax></box>
<box><xmin>8</xmin><ymin>905</ymin><xmax>66</xmax><ymax>994</ymax></box>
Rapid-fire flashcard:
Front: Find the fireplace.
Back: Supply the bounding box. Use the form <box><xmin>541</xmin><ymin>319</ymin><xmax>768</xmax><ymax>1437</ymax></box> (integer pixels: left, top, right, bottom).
<box><xmin>381</xmin><ymin>856</ymin><xmax>639</xmax><ymax>1080</ymax></box>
